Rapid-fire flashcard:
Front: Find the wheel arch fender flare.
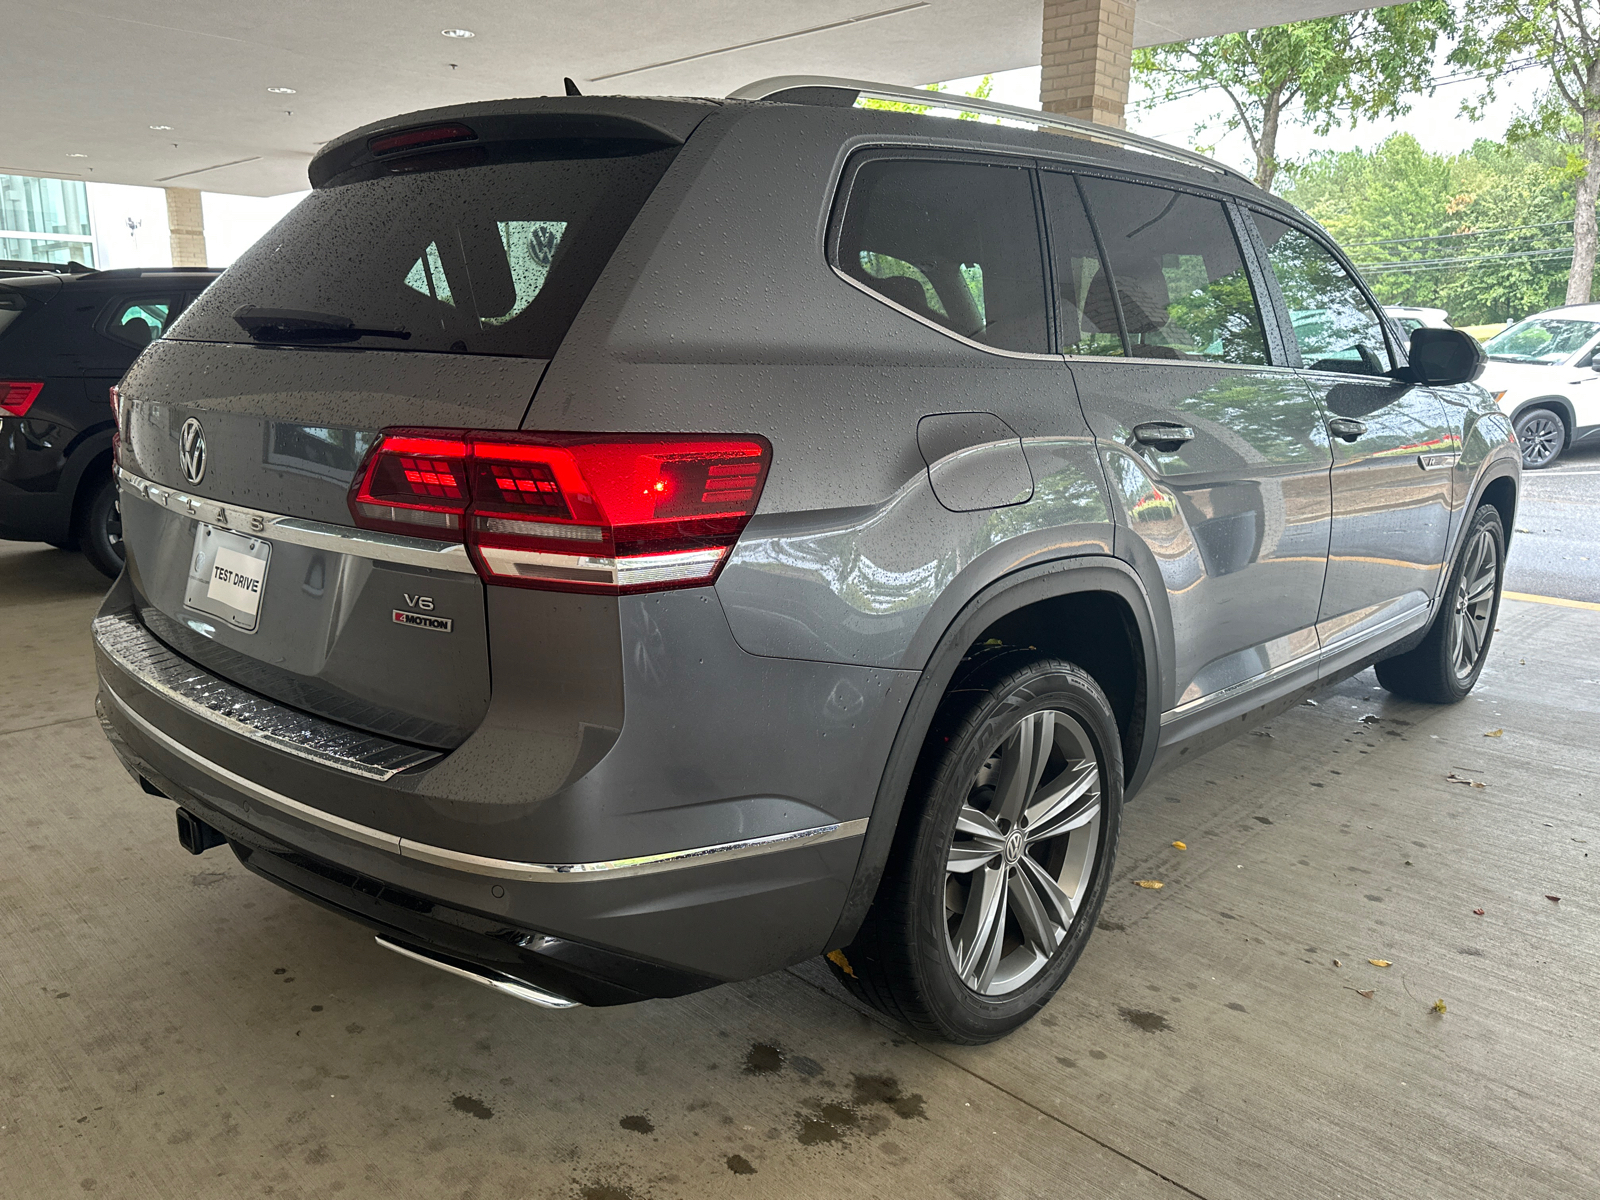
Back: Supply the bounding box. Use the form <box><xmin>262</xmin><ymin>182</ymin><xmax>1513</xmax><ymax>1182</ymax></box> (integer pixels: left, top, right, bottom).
<box><xmin>826</xmin><ymin>555</ymin><xmax>1161</xmax><ymax>951</ymax></box>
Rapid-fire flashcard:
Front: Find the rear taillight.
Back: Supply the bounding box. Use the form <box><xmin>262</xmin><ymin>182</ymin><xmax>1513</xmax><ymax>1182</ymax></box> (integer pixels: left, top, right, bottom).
<box><xmin>0</xmin><ymin>381</ymin><xmax>43</xmax><ymax>417</ymax></box>
<box><xmin>350</xmin><ymin>430</ymin><xmax>771</xmax><ymax>594</ymax></box>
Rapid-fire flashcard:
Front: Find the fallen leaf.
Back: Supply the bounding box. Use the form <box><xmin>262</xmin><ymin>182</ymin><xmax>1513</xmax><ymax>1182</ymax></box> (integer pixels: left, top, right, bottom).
<box><xmin>1134</xmin><ymin>880</ymin><xmax>1164</xmax><ymax>889</ymax></box>
<box><xmin>1484</xmin><ymin>729</ymin><xmax>1503</xmax><ymax>738</ymax></box>
<box><xmin>1446</xmin><ymin>773</ymin><xmax>1486</xmax><ymax>789</ymax></box>
<box><xmin>1172</xmin><ymin>841</ymin><xmax>1187</xmax><ymax>851</ymax></box>
<box><xmin>1333</xmin><ymin>958</ymin><xmax>1342</xmax><ymax>967</ymax></box>
<box><xmin>1431</xmin><ymin>998</ymin><xmax>1447</xmax><ymax>1015</ymax></box>
<box><xmin>1344</xmin><ymin>986</ymin><xmax>1375</xmax><ymax>999</ymax></box>
<box><xmin>1473</xmin><ymin>908</ymin><xmax>1485</xmax><ymax>916</ymax></box>
<box><xmin>1368</xmin><ymin>959</ymin><xmax>1392</xmax><ymax>968</ymax></box>
<box><xmin>1303</xmin><ymin>699</ymin><xmax>1318</xmax><ymax>707</ymax></box>
<box><xmin>1545</xmin><ymin>895</ymin><xmax>1561</xmax><ymax>903</ymax></box>
<box><xmin>1359</xmin><ymin>713</ymin><xmax>1380</xmax><ymax>725</ymax></box>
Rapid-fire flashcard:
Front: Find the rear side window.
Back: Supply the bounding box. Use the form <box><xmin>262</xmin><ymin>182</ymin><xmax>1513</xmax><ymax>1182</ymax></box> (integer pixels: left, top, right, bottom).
<box><xmin>171</xmin><ymin>147</ymin><xmax>677</xmax><ymax>358</ymax></box>
<box><xmin>1075</xmin><ymin>177</ymin><xmax>1269</xmax><ymax>366</ymax></box>
<box><xmin>836</xmin><ymin>158</ymin><xmax>1050</xmax><ymax>354</ymax></box>
<box><xmin>104</xmin><ymin>295</ymin><xmax>176</xmax><ymax>348</ymax></box>
<box><xmin>1040</xmin><ymin>174</ymin><xmax>1123</xmax><ymax>357</ymax></box>
<box><xmin>1252</xmin><ymin>214</ymin><xmax>1392</xmax><ymax>376</ymax></box>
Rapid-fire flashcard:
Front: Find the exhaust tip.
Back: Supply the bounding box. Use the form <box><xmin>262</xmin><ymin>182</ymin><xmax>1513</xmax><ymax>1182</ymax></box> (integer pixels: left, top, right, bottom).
<box><xmin>175</xmin><ymin>807</ymin><xmax>227</xmax><ymax>855</ymax></box>
<box><xmin>374</xmin><ymin>936</ymin><xmax>581</xmax><ymax>1010</ymax></box>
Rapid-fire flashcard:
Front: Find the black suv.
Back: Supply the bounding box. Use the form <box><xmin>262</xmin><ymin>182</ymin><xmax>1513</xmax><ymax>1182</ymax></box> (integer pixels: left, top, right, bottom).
<box><xmin>92</xmin><ymin>80</ymin><xmax>1517</xmax><ymax>1043</ymax></box>
<box><xmin>1</xmin><ymin>267</ymin><xmax>220</xmax><ymax>574</ymax></box>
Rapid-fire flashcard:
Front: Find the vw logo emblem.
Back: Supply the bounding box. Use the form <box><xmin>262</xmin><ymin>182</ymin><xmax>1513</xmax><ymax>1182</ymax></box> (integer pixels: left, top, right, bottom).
<box><xmin>178</xmin><ymin>417</ymin><xmax>207</xmax><ymax>485</ymax></box>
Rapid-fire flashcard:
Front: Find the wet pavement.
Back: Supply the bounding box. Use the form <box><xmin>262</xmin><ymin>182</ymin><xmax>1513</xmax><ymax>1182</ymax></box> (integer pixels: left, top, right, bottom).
<box><xmin>2</xmin><ymin>538</ymin><xmax>1597</xmax><ymax>1199</ymax></box>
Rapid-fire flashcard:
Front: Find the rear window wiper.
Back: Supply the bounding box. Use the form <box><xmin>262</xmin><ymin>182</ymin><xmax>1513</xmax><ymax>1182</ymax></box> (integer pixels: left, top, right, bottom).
<box><xmin>233</xmin><ymin>306</ymin><xmax>411</xmax><ymax>343</ymax></box>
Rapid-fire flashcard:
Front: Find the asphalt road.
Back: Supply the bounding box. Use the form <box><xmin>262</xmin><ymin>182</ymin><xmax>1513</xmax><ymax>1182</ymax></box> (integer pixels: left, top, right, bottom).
<box><xmin>1504</xmin><ymin>438</ymin><xmax>1600</xmax><ymax>604</ymax></box>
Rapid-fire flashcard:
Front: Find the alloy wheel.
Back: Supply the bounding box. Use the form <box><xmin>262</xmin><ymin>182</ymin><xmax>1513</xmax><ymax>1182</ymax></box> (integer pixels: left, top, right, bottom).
<box><xmin>944</xmin><ymin>708</ymin><xmax>1102</xmax><ymax>997</ymax></box>
<box><xmin>1448</xmin><ymin>528</ymin><xmax>1498</xmax><ymax>681</ymax></box>
<box><xmin>1517</xmin><ymin>413</ymin><xmax>1561</xmax><ymax>467</ymax></box>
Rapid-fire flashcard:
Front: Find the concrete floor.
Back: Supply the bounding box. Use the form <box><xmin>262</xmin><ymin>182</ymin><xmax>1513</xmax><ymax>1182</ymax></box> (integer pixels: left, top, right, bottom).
<box><xmin>3</xmin><ymin>539</ymin><xmax>1598</xmax><ymax>1200</ymax></box>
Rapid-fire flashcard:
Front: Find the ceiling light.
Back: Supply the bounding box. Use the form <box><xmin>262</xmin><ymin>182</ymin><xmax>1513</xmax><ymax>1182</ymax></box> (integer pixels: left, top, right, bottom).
<box><xmin>441</xmin><ymin>28</ymin><xmax>475</xmax><ymax>38</ymax></box>
<box><xmin>266</xmin><ymin>86</ymin><xmax>296</xmax><ymax>94</ymax></box>
<box><xmin>66</xmin><ymin>152</ymin><xmax>88</xmax><ymax>158</ymax></box>
<box><xmin>149</xmin><ymin>124</ymin><xmax>172</xmax><ymax>130</ymax></box>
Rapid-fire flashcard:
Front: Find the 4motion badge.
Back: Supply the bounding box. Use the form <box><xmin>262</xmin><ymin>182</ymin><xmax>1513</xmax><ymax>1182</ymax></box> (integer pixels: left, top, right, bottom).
<box><xmin>394</xmin><ymin>592</ymin><xmax>451</xmax><ymax>632</ymax></box>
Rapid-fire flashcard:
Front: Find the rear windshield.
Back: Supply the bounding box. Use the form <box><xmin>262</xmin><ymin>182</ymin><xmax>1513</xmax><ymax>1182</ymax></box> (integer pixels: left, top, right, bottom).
<box><xmin>171</xmin><ymin>146</ymin><xmax>677</xmax><ymax>358</ymax></box>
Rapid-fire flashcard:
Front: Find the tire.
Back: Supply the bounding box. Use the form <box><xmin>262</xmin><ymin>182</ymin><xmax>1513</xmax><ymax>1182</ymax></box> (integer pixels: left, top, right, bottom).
<box><xmin>1513</xmin><ymin>407</ymin><xmax>1564</xmax><ymax>469</ymax></box>
<box><xmin>1374</xmin><ymin>504</ymin><xmax>1505</xmax><ymax>704</ymax></box>
<box><xmin>832</xmin><ymin>655</ymin><xmax>1122</xmax><ymax>1044</ymax></box>
<box><xmin>76</xmin><ymin>474</ymin><xmax>125</xmax><ymax>579</ymax></box>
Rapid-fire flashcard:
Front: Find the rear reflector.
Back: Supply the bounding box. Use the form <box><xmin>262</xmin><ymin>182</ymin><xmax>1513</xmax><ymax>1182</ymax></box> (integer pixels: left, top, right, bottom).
<box><xmin>368</xmin><ymin>123</ymin><xmax>477</xmax><ymax>156</ymax></box>
<box><xmin>0</xmin><ymin>380</ymin><xmax>43</xmax><ymax>417</ymax></box>
<box><xmin>350</xmin><ymin>430</ymin><xmax>771</xmax><ymax>594</ymax></box>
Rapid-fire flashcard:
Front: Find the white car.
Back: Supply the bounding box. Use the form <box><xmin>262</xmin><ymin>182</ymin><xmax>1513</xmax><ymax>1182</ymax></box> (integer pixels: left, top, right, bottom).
<box><xmin>1476</xmin><ymin>305</ymin><xmax>1600</xmax><ymax>469</ymax></box>
<box><xmin>1384</xmin><ymin>305</ymin><xmax>1452</xmax><ymax>333</ymax></box>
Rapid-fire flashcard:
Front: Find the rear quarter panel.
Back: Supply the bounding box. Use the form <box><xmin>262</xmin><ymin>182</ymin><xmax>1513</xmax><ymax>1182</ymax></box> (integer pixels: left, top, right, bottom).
<box><xmin>526</xmin><ymin>103</ymin><xmax>1116</xmax><ymax>670</ymax></box>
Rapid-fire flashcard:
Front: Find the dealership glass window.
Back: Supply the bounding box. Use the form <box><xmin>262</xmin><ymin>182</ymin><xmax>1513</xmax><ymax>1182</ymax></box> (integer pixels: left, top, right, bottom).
<box><xmin>837</xmin><ymin>158</ymin><xmax>1050</xmax><ymax>353</ymax></box>
<box><xmin>0</xmin><ymin>175</ymin><xmax>95</xmax><ymax>267</ymax></box>
<box><xmin>1253</xmin><ymin>213</ymin><xmax>1392</xmax><ymax>376</ymax></box>
<box><xmin>1074</xmin><ymin>177</ymin><xmax>1269</xmax><ymax>365</ymax></box>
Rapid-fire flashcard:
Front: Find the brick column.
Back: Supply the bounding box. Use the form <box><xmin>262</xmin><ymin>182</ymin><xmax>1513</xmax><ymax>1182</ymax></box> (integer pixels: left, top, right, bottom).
<box><xmin>165</xmin><ymin>187</ymin><xmax>208</xmax><ymax>267</ymax></box>
<box><xmin>1040</xmin><ymin>0</ymin><xmax>1136</xmax><ymax>129</ymax></box>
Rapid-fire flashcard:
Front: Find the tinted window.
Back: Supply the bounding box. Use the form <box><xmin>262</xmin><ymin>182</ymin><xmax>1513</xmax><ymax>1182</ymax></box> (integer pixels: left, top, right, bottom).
<box><xmin>171</xmin><ymin>148</ymin><xmax>677</xmax><ymax>358</ymax></box>
<box><xmin>1040</xmin><ymin>174</ymin><xmax>1123</xmax><ymax>357</ymax></box>
<box><xmin>1253</xmin><ymin>214</ymin><xmax>1391</xmax><ymax>375</ymax></box>
<box><xmin>838</xmin><ymin>158</ymin><xmax>1049</xmax><ymax>353</ymax></box>
<box><xmin>1076</xmin><ymin>178</ymin><xmax>1268</xmax><ymax>365</ymax></box>
<box><xmin>105</xmin><ymin>295</ymin><xmax>175</xmax><ymax>348</ymax></box>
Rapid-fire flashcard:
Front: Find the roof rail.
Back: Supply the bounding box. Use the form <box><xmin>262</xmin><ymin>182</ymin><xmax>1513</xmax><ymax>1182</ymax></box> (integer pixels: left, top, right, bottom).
<box><xmin>728</xmin><ymin>75</ymin><xmax>1253</xmax><ymax>187</ymax></box>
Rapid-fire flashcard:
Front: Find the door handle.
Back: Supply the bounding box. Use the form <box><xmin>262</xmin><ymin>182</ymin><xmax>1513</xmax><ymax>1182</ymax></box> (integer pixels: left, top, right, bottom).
<box><xmin>1328</xmin><ymin>418</ymin><xmax>1367</xmax><ymax>442</ymax></box>
<box><xmin>1132</xmin><ymin>422</ymin><xmax>1195</xmax><ymax>452</ymax></box>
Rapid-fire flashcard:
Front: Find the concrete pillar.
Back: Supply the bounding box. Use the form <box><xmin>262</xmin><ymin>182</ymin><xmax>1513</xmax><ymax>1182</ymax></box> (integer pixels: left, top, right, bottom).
<box><xmin>1040</xmin><ymin>0</ymin><xmax>1136</xmax><ymax>129</ymax></box>
<box><xmin>165</xmin><ymin>187</ymin><xmax>207</xmax><ymax>267</ymax></box>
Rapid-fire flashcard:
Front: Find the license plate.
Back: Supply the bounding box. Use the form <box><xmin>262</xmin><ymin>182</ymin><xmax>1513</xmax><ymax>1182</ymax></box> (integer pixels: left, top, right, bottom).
<box><xmin>184</xmin><ymin>524</ymin><xmax>272</xmax><ymax>632</ymax></box>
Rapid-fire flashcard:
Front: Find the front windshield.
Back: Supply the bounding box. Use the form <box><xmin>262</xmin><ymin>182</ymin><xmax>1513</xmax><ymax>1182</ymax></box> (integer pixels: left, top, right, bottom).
<box><xmin>1483</xmin><ymin>317</ymin><xmax>1600</xmax><ymax>364</ymax></box>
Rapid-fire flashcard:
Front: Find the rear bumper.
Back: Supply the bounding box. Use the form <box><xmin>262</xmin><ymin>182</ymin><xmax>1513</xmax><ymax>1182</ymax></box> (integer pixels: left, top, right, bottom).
<box><xmin>93</xmin><ymin>580</ymin><xmax>912</xmax><ymax>992</ymax></box>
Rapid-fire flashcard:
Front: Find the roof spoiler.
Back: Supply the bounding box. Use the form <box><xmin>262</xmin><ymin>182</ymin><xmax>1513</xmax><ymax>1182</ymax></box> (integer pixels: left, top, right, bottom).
<box><xmin>729</xmin><ymin>75</ymin><xmax>1252</xmax><ymax>186</ymax></box>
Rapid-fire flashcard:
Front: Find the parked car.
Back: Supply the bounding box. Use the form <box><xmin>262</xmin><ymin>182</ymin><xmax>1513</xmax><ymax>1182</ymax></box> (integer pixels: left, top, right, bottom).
<box><xmin>1384</xmin><ymin>305</ymin><xmax>1452</xmax><ymax>334</ymax></box>
<box><xmin>91</xmin><ymin>79</ymin><xmax>1518</xmax><ymax>1044</ymax></box>
<box><xmin>1</xmin><ymin>267</ymin><xmax>221</xmax><ymax>573</ymax></box>
<box><xmin>1476</xmin><ymin>305</ymin><xmax>1600</xmax><ymax>468</ymax></box>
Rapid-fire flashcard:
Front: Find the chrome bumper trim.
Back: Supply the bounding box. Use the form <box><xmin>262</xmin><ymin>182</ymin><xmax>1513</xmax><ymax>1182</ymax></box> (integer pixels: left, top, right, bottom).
<box><xmin>93</xmin><ymin>611</ymin><xmax>441</xmax><ymax>780</ymax></box>
<box><xmin>102</xmin><ymin>683</ymin><xmax>869</xmax><ymax>881</ymax></box>
<box><xmin>115</xmin><ymin>465</ymin><xmax>475</xmax><ymax>573</ymax></box>
<box><xmin>374</xmin><ymin>937</ymin><xmax>581</xmax><ymax>1010</ymax></box>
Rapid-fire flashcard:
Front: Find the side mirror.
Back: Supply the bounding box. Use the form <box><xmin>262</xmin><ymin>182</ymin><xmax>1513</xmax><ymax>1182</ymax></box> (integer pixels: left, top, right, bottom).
<box><xmin>1405</xmin><ymin>327</ymin><xmax>1486</xmax><ymax>387</ymax></box>
<box><xmin>1589</xmin><ymin>358</ymin><xmax>1600</xmax><ymax>372</ymax></box>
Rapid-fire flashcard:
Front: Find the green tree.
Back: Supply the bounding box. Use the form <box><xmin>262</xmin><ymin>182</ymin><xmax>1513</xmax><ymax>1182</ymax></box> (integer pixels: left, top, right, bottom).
<box><xmin>1132</xmin><ymin>2</ymin><xmax>1457</xmax><ymax>192</ymax></box>
<box><xmin>1455</xmin><ymin>1</ymin><xmax>1600</xmax><ymax>303</ymax></box>
<box><xmin>1280</xmin><ymin>133</ymin><xmax>1574</xmax><ymax>324</ymax></box>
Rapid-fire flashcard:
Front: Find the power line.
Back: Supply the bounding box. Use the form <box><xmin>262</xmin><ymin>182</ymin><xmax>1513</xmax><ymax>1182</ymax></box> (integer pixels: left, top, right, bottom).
<box><xmin>1356</xmin><ymin>246</ymin><xmax>1575</xmax><ymax>271</ymax></box>
<box><xmin>1342</xmin><ymin>219</ymin><xmax>1575</xmax><ymax>248</ymax></box>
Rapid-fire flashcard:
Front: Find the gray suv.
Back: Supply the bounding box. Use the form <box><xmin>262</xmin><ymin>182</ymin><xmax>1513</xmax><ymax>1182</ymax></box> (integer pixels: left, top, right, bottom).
<box><xmin>92</xmin><ymin>78</ymin><xmax>1519</xmax><ymax>1043</ymax></box>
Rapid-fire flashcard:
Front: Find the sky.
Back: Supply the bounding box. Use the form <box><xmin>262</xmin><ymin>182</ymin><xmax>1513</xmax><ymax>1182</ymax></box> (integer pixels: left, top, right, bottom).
<box><xmin>943</xmin><ymin>52</ymin><xmax>1552</xmax><ymax>179</ymax></box>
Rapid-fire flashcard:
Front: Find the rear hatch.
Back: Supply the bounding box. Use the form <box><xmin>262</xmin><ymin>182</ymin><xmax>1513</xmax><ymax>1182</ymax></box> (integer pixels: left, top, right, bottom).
<box><xmin>115</xmin><ymin>100</ymin><xmax>708</xmax><ymax>749</ymax></box>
